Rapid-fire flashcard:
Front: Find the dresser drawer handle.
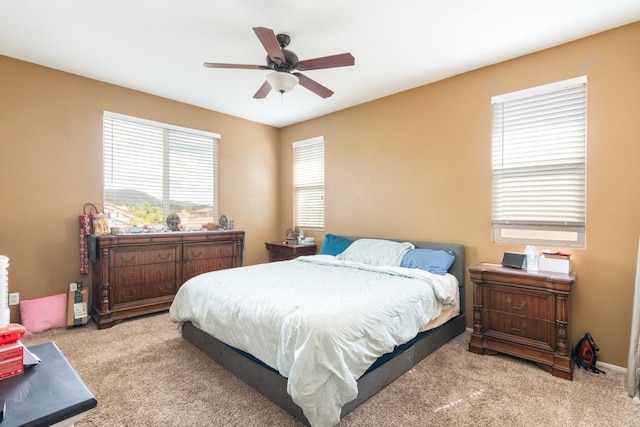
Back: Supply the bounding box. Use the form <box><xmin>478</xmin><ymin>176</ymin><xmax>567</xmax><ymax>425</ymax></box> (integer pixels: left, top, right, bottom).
<box><xmin>118</xmin><ymin>255</ymin><xmax>137</xmax><ymax>265</ymax></box>
<box><xmin>119</xmin><ymin>289</ymin><xmax>137</xmax><ymax>302</ymax></box>
<box><xmin>506</xmin><ymin>297</ymin><xmax>527</xmax><ymax>311</ymax></box>
<box><xmin>157</xmin><ymin>285</ymin><xmax>173</xmax><ymax>294</ymax></box>
<box><xmin>505</xmin><ymin>320</ymin><xmax>527</xmax><ymax>333</ymax></box>
<box><xmin>158</xmin><ymin>253</ymin><xmax>172</xmax><ymax>261</ymax></box>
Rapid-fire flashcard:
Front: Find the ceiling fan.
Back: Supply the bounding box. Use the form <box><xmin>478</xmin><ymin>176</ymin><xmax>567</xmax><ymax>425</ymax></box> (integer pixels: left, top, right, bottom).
<box><xmin>204</xmin><ymin>27</ymin><xmax>355</xmax><ymax>99</ymax></box>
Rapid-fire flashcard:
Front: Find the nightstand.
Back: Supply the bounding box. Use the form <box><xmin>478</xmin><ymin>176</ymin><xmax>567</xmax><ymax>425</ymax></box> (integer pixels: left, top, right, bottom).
<box><xmin>468</xmin><ymin>263</ymin><xmax>575</xmax><ymax>380</ymax></box>
<box><xmin>265</xmin><ymin>241</ymin><xmax>317</xmax><ymax>262</ymax></box>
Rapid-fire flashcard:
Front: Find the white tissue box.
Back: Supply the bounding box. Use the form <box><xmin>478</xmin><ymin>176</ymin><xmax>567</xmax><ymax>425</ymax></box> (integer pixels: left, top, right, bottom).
<box><xmin>538</xmin><ymin>256</ymin><xmax>573</xmax><ymax>274</ymax></box>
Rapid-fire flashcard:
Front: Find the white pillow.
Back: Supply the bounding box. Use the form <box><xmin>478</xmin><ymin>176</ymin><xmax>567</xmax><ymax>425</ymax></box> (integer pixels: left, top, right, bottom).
<box><xmin>336</xmin><ymin>238</ymin><xmax>415</xmax><ymax>266</ymax></box>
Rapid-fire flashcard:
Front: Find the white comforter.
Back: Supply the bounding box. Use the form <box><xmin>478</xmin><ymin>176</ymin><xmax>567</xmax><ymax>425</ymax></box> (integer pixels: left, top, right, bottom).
<box><xmin>169</xmin><ymin>255</ymin><xmax>458</xmax><ymax>427</ymax></box>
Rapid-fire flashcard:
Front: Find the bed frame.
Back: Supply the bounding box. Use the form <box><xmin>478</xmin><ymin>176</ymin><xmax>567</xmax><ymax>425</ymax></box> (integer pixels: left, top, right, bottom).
<box><xmin>181</xmin><ymin>237</ymin><xmax>466</xmax><ymax>425</ymax></box>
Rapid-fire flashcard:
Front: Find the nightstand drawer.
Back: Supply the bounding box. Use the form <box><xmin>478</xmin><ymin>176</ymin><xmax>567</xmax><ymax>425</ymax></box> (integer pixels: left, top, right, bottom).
<box><xmin>485</xmin><ymin>311</ymin><xmax>555</xmax><ymax>350</ymax></box>
<box><xmin>486</xmin><ymin>284</ymin><xmax>554</xmax><ymax>319</ymax></box>
<box><xmin>265</xmin><ymin>241</ymin><xmax>317</xmax><ymax>262</ymax></box>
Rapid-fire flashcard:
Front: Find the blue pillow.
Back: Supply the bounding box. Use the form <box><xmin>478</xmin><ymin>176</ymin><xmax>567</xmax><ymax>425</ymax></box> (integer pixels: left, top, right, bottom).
<box><xmin>319</xmin><ymin>234</ymin><xmax>354</xmax><ymax>256</ymax></box>
<box><xmin>400</xmin><ymin>248</ymin><xmax>455</xmax><ymax>275</ymax></box>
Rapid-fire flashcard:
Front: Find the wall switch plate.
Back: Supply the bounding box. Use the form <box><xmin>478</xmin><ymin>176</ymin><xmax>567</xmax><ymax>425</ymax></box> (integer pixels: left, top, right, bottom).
<box><xmin>8</xmin><ymin>293</ymin><xmax>19</xmax><ymax>306</ymax></box>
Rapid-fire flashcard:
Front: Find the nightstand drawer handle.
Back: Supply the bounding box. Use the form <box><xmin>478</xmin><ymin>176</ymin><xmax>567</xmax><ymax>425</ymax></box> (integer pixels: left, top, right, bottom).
<box><xmin>506</xmin><ymin>297</ymin><xmax>527</xmax><ymax>311</ymax></box>
<box><xmin>506</xmin><ymin>320</ymin><xmax>527</xmax><ymax>332</ymax></box>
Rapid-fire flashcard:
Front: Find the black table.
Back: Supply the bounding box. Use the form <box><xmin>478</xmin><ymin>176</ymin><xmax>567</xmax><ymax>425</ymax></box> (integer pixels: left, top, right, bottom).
<box><xmin>0</xmin><ymin>342</ymin><xmax>97</xmax><ymax>426</ymax></box>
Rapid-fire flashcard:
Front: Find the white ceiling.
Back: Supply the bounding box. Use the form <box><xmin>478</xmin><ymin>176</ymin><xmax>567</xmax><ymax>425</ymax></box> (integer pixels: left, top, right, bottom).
<box><xmin>1</xmin><ymin>1</ymin><xmax>639</xmax><ymax>128</ymax></box>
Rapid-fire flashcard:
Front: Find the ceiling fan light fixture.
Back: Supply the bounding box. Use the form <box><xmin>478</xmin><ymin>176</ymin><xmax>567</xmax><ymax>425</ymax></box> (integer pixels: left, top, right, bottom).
<box><xmin>266</xmin><ymin>72</ymin><xmax>298</xmax><ymax>94</ymax></box>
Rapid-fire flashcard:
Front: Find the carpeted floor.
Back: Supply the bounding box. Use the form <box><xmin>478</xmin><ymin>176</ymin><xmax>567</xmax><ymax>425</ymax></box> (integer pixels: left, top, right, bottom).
<box><xmin>21</xmin><ymin>313</ymin><xmax>640</xmax><ymax>426</ymax></box>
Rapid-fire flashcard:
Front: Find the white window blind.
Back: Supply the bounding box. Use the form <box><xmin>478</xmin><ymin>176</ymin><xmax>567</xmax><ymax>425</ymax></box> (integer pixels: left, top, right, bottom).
<box><xmin>103</xmin><ymin>112</ymin><xmax>220</xmax><ymax>230</ymax></box>
<box><xmin>293</xmin><ymin>136</ymin><xmax>324</xmax><ymax>230</ymax></box>
<box><xmin>492</xmin><ymin>77</ymin><xmax>586</xmax><ymax>247</ymax></box>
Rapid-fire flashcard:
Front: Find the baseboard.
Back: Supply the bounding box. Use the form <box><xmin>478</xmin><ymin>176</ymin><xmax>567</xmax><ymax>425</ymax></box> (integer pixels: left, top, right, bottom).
<box><xmin>597</xmin><ymin>361</ymin><xmax>625</xmax><ymax>373</ymax></box>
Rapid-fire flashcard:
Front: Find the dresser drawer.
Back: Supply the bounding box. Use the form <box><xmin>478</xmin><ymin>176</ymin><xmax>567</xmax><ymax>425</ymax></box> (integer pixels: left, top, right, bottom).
<box><xmin>111</xmin><ymin>245</ymin><xmax>179</xmax><ymax>267</ymax></box>
<box><xmin>111</xmin><ymin>263</ymin><xmax>177</xmax><ymax>305</ymax></box>
<box><xmin>485</xmin><ymin>284</ymin><xmax>554</xmax><ymax>319</ymax></box>
<box><xmin>110</xmin><ymin>264</ymin><xmax>177</xmax><ymax>287</ymax></box>
<box><xmin>112</xmin><ymin>280</ymin><xmax>176</xmax><ymax>305</ymax></box>
<box><xmin>183</xmin><ymin>258</ymin><xmax>236</xmax><ymax>282</ymax></box>
<box><xmin>183</xmin><ymin>243</ymin><xmax>235</xmax><ymax>261</ymax></box>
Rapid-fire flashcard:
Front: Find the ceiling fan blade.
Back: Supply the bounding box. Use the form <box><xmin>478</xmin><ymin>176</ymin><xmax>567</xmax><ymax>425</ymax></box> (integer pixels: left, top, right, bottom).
<box><xmin>253</xmin><ymin>80</ymin><xmax>272</xmax><ymax>99</ymax></box>
<box><xmin>204</xmin><ymin>62</ymin><xmax>269</xmax><ymax>70</ymax></box>
<box><xmin>294</xmin><ymin>53</ymin><xmax>355</xmax><ymax>71</ymax></box>
<box><xmin>253</xmin><ymin>27</ymin><xmax>285</xmax><ymax>65</ymax></box>
<box><xmin>293</xmin><ymin>73</ymin><xmax>334</xmax><ymax>98</ymax></box>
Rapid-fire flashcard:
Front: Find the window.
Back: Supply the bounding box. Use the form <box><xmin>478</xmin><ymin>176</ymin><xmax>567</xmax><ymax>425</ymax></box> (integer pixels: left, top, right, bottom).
<box><xmin>103</xmin><ymin>112</ymin><xmax>220</xmax><ymax>230</ymax></box>
<box><xmin>492</xmin><ymin>76</ymin><xmax>586</xmax><ymax>248</ymax></box>
<box><xmin>293</xmin><ymin>136</ymin><xmax>324</xmax><ymax>230</ymax></box>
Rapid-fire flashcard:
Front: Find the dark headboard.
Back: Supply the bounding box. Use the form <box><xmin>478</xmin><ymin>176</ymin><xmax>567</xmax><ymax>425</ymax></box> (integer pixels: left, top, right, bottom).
<box><xmin>338</xmin><ymin>236</ymin><xmax>466</xmax><ymax>313</ymax></box>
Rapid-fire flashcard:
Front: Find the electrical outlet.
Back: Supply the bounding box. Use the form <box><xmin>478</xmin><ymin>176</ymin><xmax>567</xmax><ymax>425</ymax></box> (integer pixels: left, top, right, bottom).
<box><xmin>8</xmin><ymin>293</ymin><xmax>19</xmax><ymax>306</ymax></box>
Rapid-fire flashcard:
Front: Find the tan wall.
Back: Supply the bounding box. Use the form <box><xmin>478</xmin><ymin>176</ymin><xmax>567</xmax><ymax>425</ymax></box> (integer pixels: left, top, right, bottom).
<box><xmin>0</xmin><ymin>56</ymin><xmax>279</xmax><ymax>322</ymax></box>
<box><xmin>279</xmin><ymin>22</ymin><xmax>640</xmax><ymax>367</ymax></box>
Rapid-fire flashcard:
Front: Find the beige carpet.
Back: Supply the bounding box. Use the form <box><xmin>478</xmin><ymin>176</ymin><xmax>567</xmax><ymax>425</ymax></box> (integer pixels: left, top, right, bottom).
<box><xmin>21</xmin><ymin>313</ymin><xmax>640</xmax><ymax>426</ymax></box>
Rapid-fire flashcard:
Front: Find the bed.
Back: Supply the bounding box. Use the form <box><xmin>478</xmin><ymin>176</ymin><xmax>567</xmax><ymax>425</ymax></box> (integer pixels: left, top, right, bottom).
<box><xmin>170</xmin><ymin>235</ymin><xmax>466</xmax><ymax>426</ymax></box>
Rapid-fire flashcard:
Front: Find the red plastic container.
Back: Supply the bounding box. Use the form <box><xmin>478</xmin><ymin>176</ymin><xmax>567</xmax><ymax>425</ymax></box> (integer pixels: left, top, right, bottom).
<box><xmin>0</xmin><ymin>324</ymin><xmax>27</xmax><ymax>345</ymax></box>
<box><xmin>0</xmin><ymin>342</ymin><xmax>23</xmax><ymax>379</ymax></box>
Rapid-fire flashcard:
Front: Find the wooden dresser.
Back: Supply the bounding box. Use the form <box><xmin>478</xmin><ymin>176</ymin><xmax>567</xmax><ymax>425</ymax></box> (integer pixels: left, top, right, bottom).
<box><xmin>265</xmin><ymin>241</ymin><xmax>317</xmax><ymax>262</ymax></box>
<box><xmin>468</xmin><ymin>263</ymin><xmax>575</xmax><ymax>380</ymax></box>
<box><xmin>90</xmin><ymin>230</ymin><xmax>244</xmax><ymax>329</ymax></box>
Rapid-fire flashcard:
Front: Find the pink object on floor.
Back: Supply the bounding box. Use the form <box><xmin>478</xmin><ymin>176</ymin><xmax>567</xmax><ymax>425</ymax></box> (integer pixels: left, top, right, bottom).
<box><xmin>19</xmin><ymin>294</ymin><xmax>67</xmax><ymax>334</ymax></box>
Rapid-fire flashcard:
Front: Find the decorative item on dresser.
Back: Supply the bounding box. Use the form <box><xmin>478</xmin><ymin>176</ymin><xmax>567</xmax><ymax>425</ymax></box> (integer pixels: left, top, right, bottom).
<box><xmin>468</xmin><ymin>262</ymin><xmax>575</xmax><ymax>380</ymax></box>
<box><xmin>90</xmin><ymin>230</ymin><xmax>244</xmax><ymax>329</ymax></box>
<box><xmin>265</xmin><ymin>241</ymin><xmax>317</xmax><ymax>262</ymax></box>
